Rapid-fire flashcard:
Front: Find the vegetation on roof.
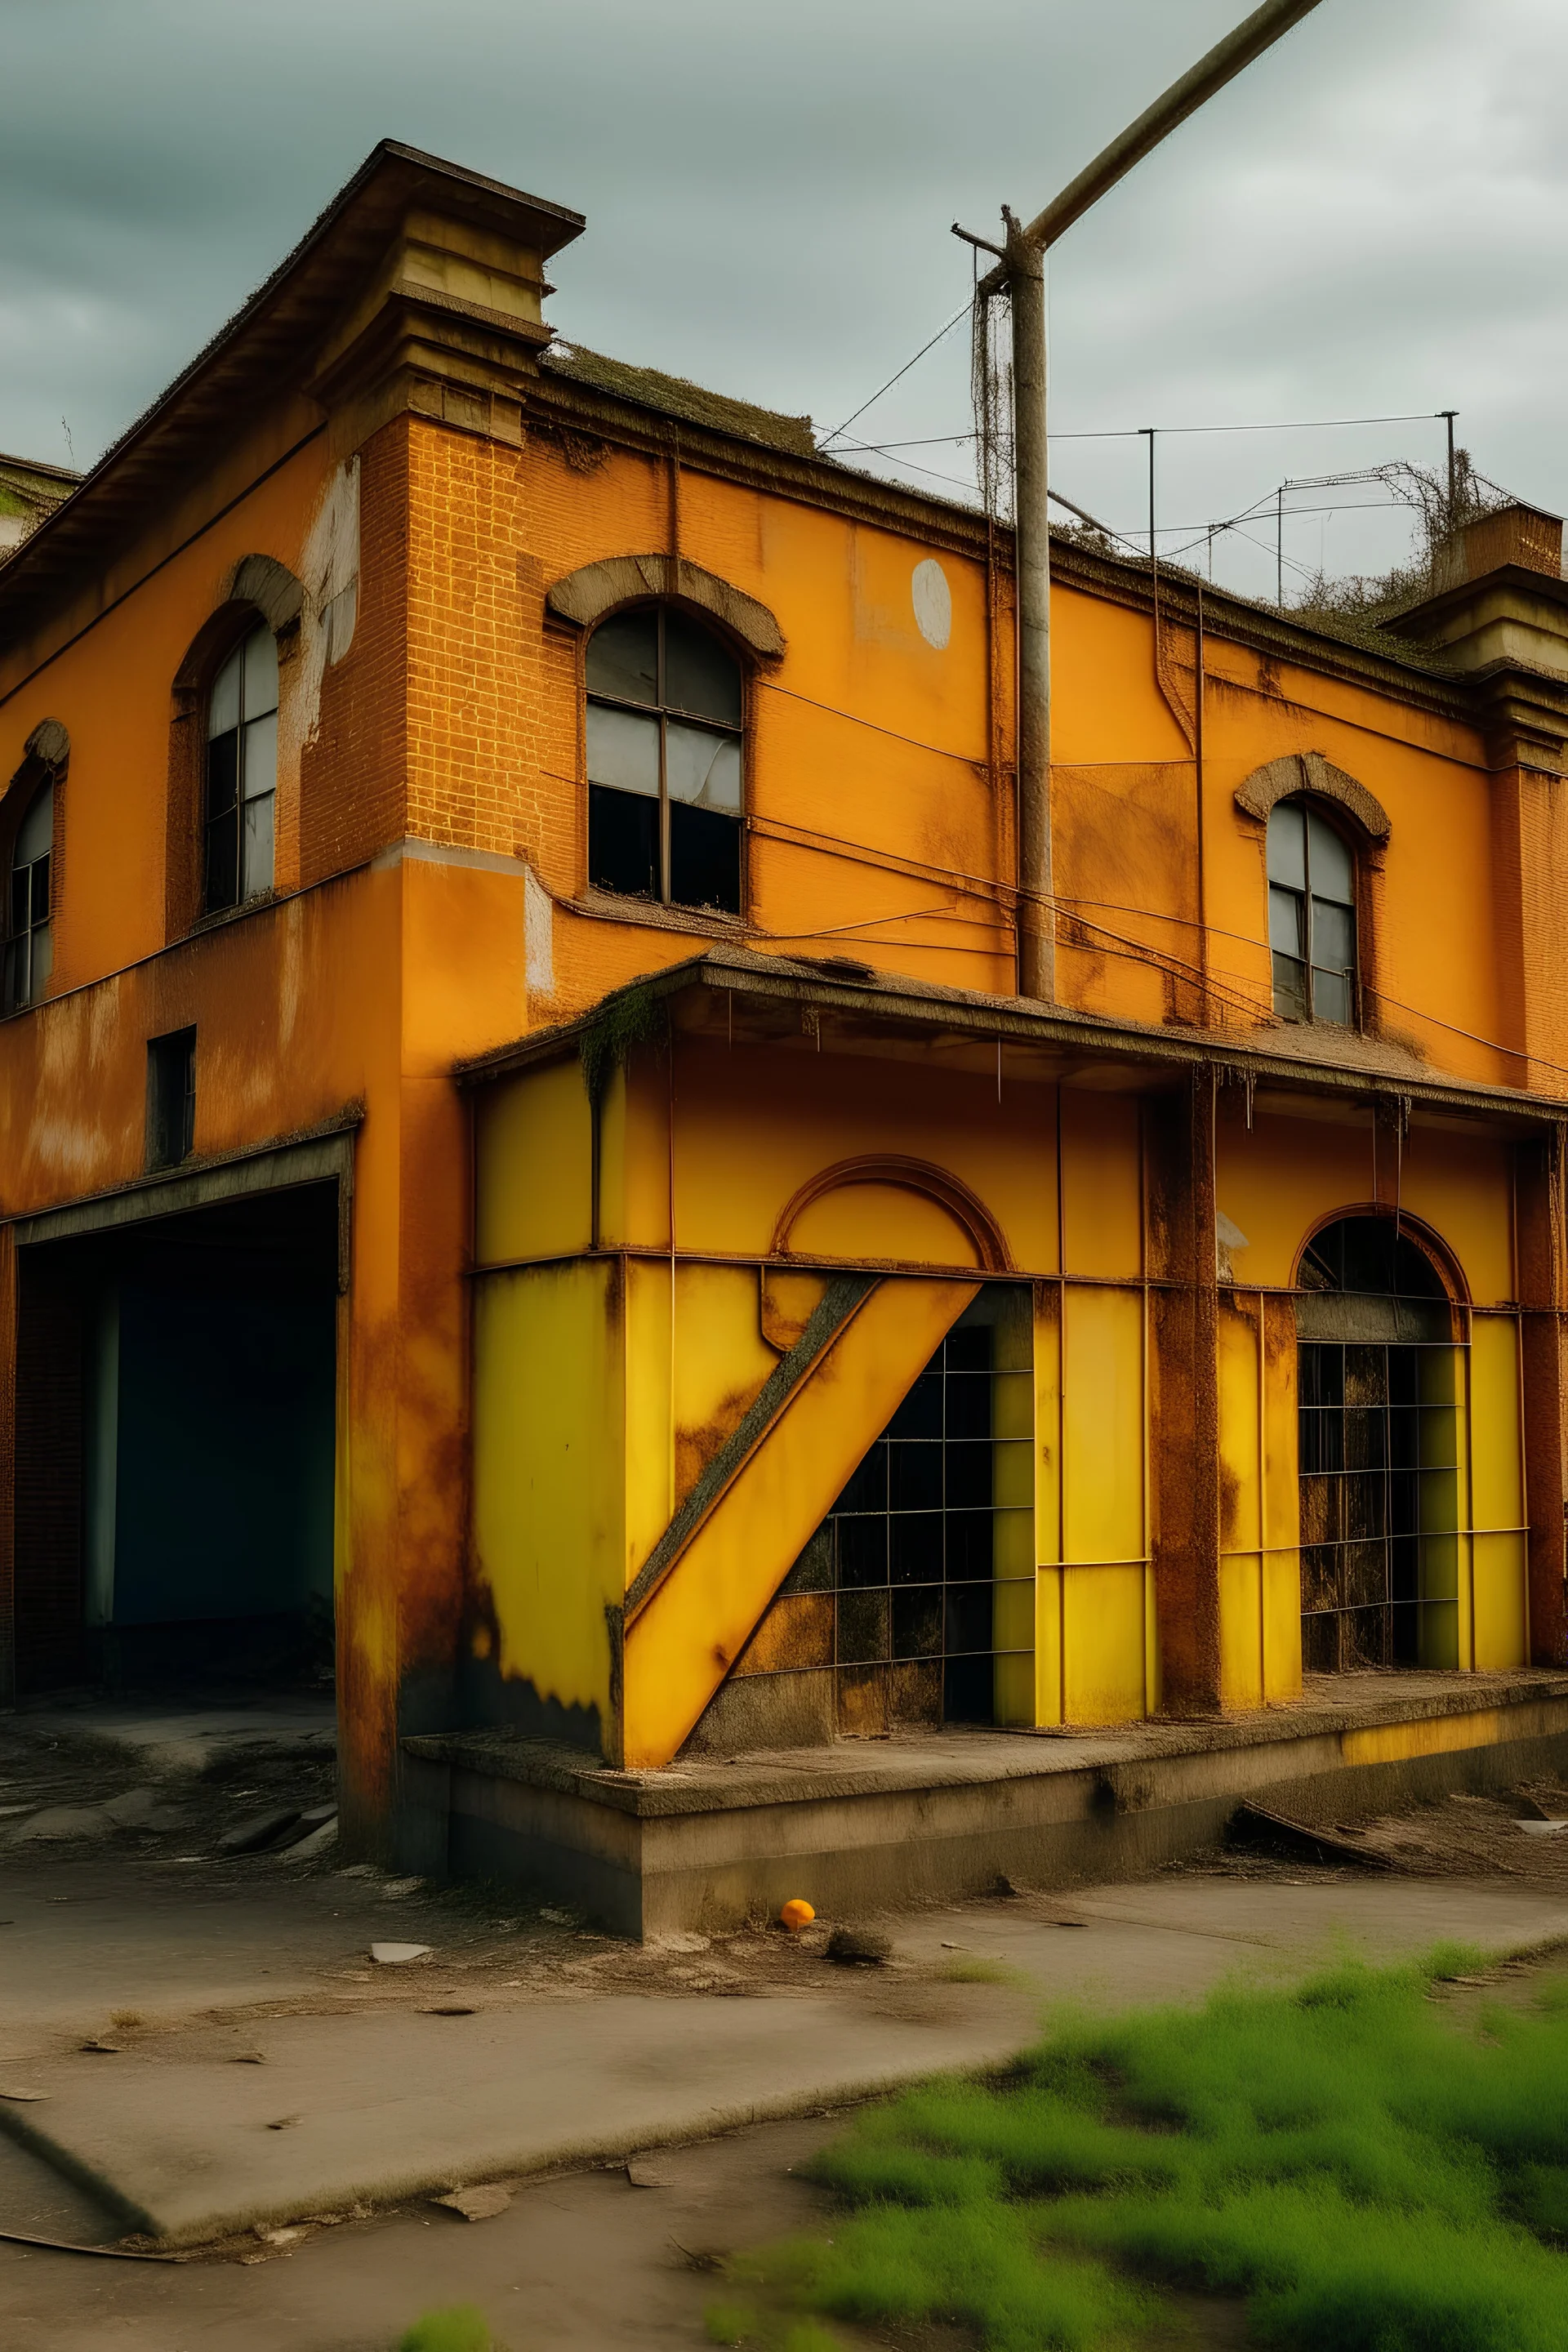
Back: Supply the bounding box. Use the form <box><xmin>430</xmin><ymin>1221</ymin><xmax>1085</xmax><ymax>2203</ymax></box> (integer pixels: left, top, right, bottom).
<box><xmin>542</xmin><ymin>341</ymin><xmax>818</xmax><ymax>460</ymax></box>
<box><xmin>0</xmin><ymin>452</ymin><xmax>78</xmax><ymax>521</ymax></box>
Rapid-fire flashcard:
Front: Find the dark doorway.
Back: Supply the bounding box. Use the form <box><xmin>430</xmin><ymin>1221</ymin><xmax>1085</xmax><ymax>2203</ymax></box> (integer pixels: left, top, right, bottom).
<box><xmin>13</xmin><ymin>1183</ymin><xmax>338</xmax><ymax>1696</ymax></box>
<box><xmin>1296</xmin><ymin>1214</ymin><xmax>1462</xmax><ymax>1673</ymax></box>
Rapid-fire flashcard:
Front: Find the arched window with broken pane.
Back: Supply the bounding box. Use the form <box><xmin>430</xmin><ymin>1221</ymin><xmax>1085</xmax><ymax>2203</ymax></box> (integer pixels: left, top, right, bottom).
<box><xmin>204</xmin><ymin>620</ymin><xmax>278</xmax><ymax>914</ymax></box>
<box><xmin>586</xmin><ymin>605</ymin><xmax>743</xmax><ymax>916</ymax></box>
<box><xmin>1267</xmin><ymin>796</ymin><xmax>1356</xmax><ymax>1025</ymax></box>
<box><xmin>4</xmin><ymin>780</ymin><xmax>54</xmax><ymax>1013</ymax></box>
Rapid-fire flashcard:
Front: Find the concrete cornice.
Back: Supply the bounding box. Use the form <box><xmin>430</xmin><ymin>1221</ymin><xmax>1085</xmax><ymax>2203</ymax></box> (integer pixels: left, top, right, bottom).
<box><xmin>0</xmin><ymin>142</ymin><xmax>583</xmax><ymax>648</ymax></box>
<box><xmin>522</xmin><ymin>368</ymin><xmax>1483</xmax><ymax>733</ymax></box>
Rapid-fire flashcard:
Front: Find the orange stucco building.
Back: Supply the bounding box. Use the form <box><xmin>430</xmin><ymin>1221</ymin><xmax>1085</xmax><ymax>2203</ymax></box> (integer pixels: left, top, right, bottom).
<box><xmin>4</xmin><ymin>144</ymin><xmax>1567</xmax><ymax>1922</ymax></box>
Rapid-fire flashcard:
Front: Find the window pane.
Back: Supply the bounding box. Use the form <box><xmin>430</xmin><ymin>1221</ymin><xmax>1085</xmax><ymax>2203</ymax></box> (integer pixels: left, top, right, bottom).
<box><xmin>29</xmin><ymin>920</ymin><xmax>51</xmax><ymax>1000</ymax></box>
<box><xmin>588</xmin><ymin>783</ymin><xmax>659</xmax><ymax>899</ymax></box>
<box><xmin>1272</xmin><ymin>951</ymin><xmax>1308</xmax><ymax>1021</ymax></box>
<box><xmin>2</xmin><ymin>935</ymin><xmax>24</xmax><ymax>1017</ymax></box>
<box><xmin>946</xmin><ymin>1441</ymin><xmax>993</xmax><ymax>1509</ymax></box>
<box><xmin>242</xmin><ymin>709</ymin><xmax>278</xmax><ymax>804</ymax></box>
<box><xmin>890</xmin><ymin>1584</ymin><xmax>942</xmax><ymax>1658</ymax></box>
<box><xmin>889</xmin><ymin>1374</ymin><xmax>942</xmax><ymax>1440</ymax></box>
<box><xmin>888</xmin><ymin>1441</ymin><xmax>942</xmax><ymax>1512</ymax></box>
<box><xmin>837</xmin><ymin>1447</ymin><xmax>887</xmax><ymax>1515</ymax></box>
<box><xmin>586</xmin><ymin>702</ymin><xmax>659</xmax><ymax>797</ymax></box>
<box><xmin>889</xmin><ymin>1514</ymin><xmax>942</xmax><ymax>1587</ymax></box>
<box><xmin>243</xmin><ymin>790</ymin><xmax>275</xmax><ymax>898</ymax></box>
<box><xmin>1311</xmin><ymin>894</ymin><xmax>1355</xmax><ymax>974</ymax></box>
<box><xmin>1312</xmin><ymin>965</ymin><xmax>1352</xmax><ymax>1026</ymax></box>
<box><xmin>664</xmin><ymin>611</ymin><xmax>742</xmax><ymax>726</ymax></box>
<box><xmin>205</xmin><ymin>807</ymin><xmax>239</xmax><ymax>911</ymax></box>
<box><xmin>586</xmin><ymin>609</ymin><xmax>659</xmax><ymax>706</ymax></box>
<box><xmin>207</xmin><ymin>730</ymin><xmax>238</xmax><ymax>817</ymax></box>
<box><xmin>666</xmin><ymin>722</ymin><xmax>742</xmax><ymax>812</ymax></box>
<box><xmin>837</xmin><ymin>1516</ymin><xmax>888</xmax><ymax>1588</ymax></box>
<box><xmin>242</xmin><ymin>625</ymin><xmax>278</xmax><ymax>719</ymax></box>
<box><xmin>1267</xmin><ymin>800</ymin><xmax>1306</xmax><ymax>889</ymax></box>
<box><xmin>670</xmin><ymin>804</ymin><xmax>742</xmax><ymax>915</ymax></box>
<box><xmin>29</xmin><ymin>853</ymin><xmax>51</xmax><ymax>924</ymax></box>
<box><xmin>1307</xmin><ymin>808</ymin><xmax>1354</xmax><ymax>903</ymax></box>
<box><xmin>944</xmin><ymin>1583</ymin><xmax>993</xmax><ymax>1652</ymax></box>
<box><xmin>208</xmin><ymin>644</ymin><xmax>241</xmax><ymax>739</ymax></box>
<box><xmin>1269</xmin><ymin>884</ymin><xmax>1304</xmax><ymax>957</ymax></box>
<box><xmin>9</xmin><ymin>865</ymin><xmax>29</xmax><ymax>936</ymax></box>
<box><xmin>16</xmin><ymin>782</ymin><xmax>52</xmax><ymax>865</ymax></box>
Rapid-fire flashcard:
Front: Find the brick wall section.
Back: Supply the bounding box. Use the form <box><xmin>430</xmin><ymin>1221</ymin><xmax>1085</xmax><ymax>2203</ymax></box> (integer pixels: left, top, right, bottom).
<box><xmin>403</xmin><ymin>416</ymin><xmax>673</xmax><ymax>896</ymax></box>
<box><xmin>405</xmin><ymin>423</ymin><xmax>539</xmax><ymax>860</ymax></box>
<box><xmin>14</xmin><ymin>1257</ymin><xmax>84</xmax><ymax>1692</ymax></box>
<box><xmin>300</xmin><ymin>416</ymin><xmax>412</xmax><ymax>885</ymax></box>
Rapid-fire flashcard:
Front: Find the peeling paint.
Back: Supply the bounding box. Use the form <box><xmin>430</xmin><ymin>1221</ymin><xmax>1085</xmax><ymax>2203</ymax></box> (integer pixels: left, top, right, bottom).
<box><xmin>523</xmin><ymin>862</ymin><xmax>554</xmax><ymax>1000</ymax></box>
<box><xmin>299</xmin><ymin>457</ymin><xmax>360</xmax><ymax>749</ymax></box>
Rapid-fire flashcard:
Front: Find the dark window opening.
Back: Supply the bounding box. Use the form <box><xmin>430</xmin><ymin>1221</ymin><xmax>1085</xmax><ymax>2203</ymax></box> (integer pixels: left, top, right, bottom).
<box><xmin>146</xmin><ymin>1028</ymin><xmax>197</xmax><ymax>1171</ymax></box>
<box><xmin>204</xmin><ymin>622</ymin><xmax>278</xmax><ymax>914</ymax></box>
<box><xmin>586</xmin><ymin>605</ymin><xmax>744</xmax><ymax>916</ymax></box>
<box><xmin>1268</xmin><ymin>796</ymin><xmax>1356</xmax><ymax>1025</ymax></box>
<box><xmin>4</xmin><ymin>780</ymin><xmax>53</xmax><ymax>1015</ymax></box>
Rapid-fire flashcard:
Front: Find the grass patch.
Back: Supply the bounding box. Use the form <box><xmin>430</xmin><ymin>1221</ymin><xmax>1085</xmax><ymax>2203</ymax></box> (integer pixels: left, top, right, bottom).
<box><xmin>749</xmin><ymin>1946</ymin><xmax>1568</xmax><ymax>2350</ymax></box>
<box><xmin>938</xmin><ymin>1954</ymin><xmax>1023</xmax><ymax>1986</ymax></box>
<box><xmin>396</xmin><ymin>2309</ymin><xmax>498</xmax><ymax>2351</ymax></box>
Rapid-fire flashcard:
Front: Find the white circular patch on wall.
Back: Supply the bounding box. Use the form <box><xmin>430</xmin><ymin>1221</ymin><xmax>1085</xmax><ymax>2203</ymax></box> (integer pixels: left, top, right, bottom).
<box><xmin>911</xmin><ymin>557</ymin><xmax>952</xmax><ymax>650</ymax></box>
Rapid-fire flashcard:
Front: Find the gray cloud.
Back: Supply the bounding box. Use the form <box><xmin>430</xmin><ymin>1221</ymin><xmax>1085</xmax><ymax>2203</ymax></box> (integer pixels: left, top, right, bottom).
<box><xmin>2</xmin><ymin>0</ymin><xmax>1560</xmax><ymax>603</ymax></box>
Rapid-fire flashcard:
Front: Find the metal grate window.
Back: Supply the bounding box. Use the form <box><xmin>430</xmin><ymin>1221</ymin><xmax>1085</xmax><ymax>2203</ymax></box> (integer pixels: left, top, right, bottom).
<box><xmin>766</xmin><ymin>1298</ymin><xmax>1036</xmax><ymax>1733</ymax></box>
<box><xmin>1296</xmin><ymin>1215</ymin><xmax>1461</xmax><ymax>1673</ymax></box>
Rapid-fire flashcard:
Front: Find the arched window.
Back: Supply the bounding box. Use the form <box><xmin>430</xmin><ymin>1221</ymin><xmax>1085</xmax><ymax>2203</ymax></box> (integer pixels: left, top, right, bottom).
<box><xmin>204</xmin><ymin>621</ymin><xmax>278</xmax><ymax>913</ymax></box>
<box><xmin>586</xmin><ymin>605</ymin><xmax>743</xmax><ymax>916</ymax></box>
<box><xmin>1267</xmin><ymin>796</ymin><xmax>1356</xmax><ymax>1025</ymax></box>
<box><xmin>1296</xmin><ymin>1213</ymin><xmax>1461</xmax><ymax>1673</ymax></box>
<box><xmin>4</xmin><ymin>781</ymin><xmax>53</xmax><ymax>1013</ymax></box>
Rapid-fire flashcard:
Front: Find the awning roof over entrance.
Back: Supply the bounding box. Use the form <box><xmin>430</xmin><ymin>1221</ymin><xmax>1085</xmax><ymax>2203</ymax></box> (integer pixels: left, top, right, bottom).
<box><xmin>458</xmin><ymin>947</ymin><xmax>1562</xmax><ymax>1139</ymax></box>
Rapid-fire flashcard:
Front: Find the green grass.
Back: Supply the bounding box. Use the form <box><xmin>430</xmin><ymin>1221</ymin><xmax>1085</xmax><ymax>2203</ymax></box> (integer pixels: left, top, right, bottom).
<box><xmin>938</xmin><ymin>1953</ymin><xmax>1026</xmax><ymax>1986</ymax></box>
<box><xmin>396</xmin><ymin>2309</ymin><xmax>497</xmax><ymax>2352</ymax></box>
<box><xmin>743</xmin><ymin>1946</ymin><xmax>1568</xmax><ymax>2351</ymax></box>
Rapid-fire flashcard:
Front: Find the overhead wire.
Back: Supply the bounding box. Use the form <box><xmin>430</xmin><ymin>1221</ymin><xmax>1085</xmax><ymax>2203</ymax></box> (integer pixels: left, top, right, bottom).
<box><xmin>816</xmin><ymin>300</ymin><xmax>974</xmax><ymax>453</ymax></box>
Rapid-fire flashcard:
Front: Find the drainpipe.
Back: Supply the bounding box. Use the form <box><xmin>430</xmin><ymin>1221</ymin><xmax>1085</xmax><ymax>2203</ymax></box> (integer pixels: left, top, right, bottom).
<box><xmin>959</xmin><ymin>0</ymin><xmax>1326</xmax><ymax>1004</ymax></box>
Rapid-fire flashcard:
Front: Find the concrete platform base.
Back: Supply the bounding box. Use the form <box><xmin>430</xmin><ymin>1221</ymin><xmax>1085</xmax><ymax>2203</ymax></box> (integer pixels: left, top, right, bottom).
<box><xmin>8</xmin><ymin>1695</ymin><xmax>336</xmax><ymax>1779</ymax></box>
<box><xmin>403</xmin><ymin>1670</ymin><xmax>1568</xmax><ymax>1936</ymax></box>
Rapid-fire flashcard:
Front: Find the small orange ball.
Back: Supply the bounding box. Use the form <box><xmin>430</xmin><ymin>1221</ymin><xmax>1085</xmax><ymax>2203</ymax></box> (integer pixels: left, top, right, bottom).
<box><xmin>780</xmin><ymin>1898</ymin><xmax>816</xmax><ymax>1932</ymax></box>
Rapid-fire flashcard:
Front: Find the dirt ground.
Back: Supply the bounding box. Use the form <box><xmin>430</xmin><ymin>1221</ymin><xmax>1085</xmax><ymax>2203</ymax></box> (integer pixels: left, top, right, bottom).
<box><xmin>6</xmin><ymin>1710</ymin><xmax>1568</xmax><ymax>2349</ymax></box>
<box><xmin>0</xmin><ymin>1713</ymin><xmax>924</xmax><ymax>2045</ymax></box>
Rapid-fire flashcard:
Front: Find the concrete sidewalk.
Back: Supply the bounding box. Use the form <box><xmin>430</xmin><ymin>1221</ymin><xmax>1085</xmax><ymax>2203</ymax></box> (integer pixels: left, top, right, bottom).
<box><xmin>7</xmin><ymin>1871</ymin><xmax>1566</xmax><ymax>2245</ymax></box>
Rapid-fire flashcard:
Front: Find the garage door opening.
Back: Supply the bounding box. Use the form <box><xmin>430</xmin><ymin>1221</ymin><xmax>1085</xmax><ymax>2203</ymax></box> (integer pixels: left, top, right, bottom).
<box><xmin>13</xmin><ymin>1183</ymin><xmax>338</xmax><ymax>1698</ymax></box>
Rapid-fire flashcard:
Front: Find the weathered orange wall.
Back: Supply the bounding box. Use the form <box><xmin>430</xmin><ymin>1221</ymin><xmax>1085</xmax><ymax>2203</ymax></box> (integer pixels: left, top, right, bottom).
<box><xmin>0</xmin><ymin>297</ymin><xmax>1547</xmax><ymax>1820</ymax></box>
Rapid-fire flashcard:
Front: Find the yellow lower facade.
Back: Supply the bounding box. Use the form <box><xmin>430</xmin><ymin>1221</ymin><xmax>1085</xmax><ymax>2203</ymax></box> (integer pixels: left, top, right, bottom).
<box><xmin>466</xmin><ymin>973</ymin><xmax>1542</xmax><ymax>1770</ymax></box>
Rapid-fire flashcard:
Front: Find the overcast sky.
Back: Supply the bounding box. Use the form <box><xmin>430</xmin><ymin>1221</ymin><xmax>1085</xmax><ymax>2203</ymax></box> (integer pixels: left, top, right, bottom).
<box><xmin>3</xmin><ymin>0</ymin><xmax>1562</xmax><ymax>604</ymax></box>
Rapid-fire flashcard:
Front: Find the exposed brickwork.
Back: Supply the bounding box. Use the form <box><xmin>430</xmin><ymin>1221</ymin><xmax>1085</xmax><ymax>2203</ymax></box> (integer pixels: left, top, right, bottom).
<box><xmin>401</xmin><ymin>417</ymin><xmax>679</xmax><ymax>898</ymax></box>
<box><xmin>405</xmin><ymin>423</ymin><xmax>538</xmax><ymax>861</ymax></box>
<box><xmin>300</xmin><ymin>417</ymin><xmax>412</xmax><ymax>885</ymax></box>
